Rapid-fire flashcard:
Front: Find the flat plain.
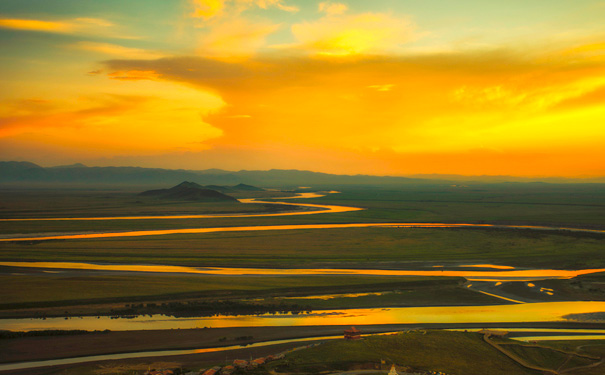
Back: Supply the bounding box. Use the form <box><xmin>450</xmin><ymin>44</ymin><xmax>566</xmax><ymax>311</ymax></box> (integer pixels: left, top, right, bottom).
<box><xmin>1</xmin><ymin>182</ymin><xmax>605</xmax><ymax>374</ymax></box>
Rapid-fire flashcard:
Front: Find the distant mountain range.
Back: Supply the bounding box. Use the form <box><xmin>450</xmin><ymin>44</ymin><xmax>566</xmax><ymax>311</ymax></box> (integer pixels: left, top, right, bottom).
<box><xmin>0</xmin><ymin>161</ymin><xmax>603</xmax><ymax>188</ymax></box>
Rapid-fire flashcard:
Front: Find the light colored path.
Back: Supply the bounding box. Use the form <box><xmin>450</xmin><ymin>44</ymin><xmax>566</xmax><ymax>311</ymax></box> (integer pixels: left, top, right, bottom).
<box><xmin>475</xmin><ymin>290</ymin><xmax>526</xmax><ymax>304</ymax></box>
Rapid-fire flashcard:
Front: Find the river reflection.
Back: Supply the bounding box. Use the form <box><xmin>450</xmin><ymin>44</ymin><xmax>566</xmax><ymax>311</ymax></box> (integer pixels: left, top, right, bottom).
<box><xmin>458</xmin><ymin>264</ymin><xmax>516</xmax><ymax>270</ymax></box>
<box><xmin>2</xmin><ymin>261</ymin><xmax>605</xmax><ymax>281</ymax></box>
<box><xmin>3</xmin><ymin>302</ymin><xmax>605</xmax><ymax>332</ymax></box>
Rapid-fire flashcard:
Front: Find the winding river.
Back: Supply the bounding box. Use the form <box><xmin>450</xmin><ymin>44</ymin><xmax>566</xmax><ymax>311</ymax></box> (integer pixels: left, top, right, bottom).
<box><xmin>2</xmin><ymin>261</ymin><xmax>605</xmax><ymax>281</ymax></box>
<box><xmin>1</xmin><ymin>193</ymin><xmax>604</xmax><ymax>242</ymax></box>
<box><xmin>4</xmin><ymin>302</ymin><xmax>605</xmax><ymax>332</ymax></box>
<box><xmin>2</xmin><ymin>192</ymin><xmax>605</xmax><ymax>371</ymax></box>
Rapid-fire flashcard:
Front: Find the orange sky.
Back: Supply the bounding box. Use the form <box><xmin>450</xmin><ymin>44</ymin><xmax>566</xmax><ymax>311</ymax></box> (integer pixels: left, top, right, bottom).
<box><xmin>1</xmin><ymin>0</ymin><xmax>604</xmax><ymax>176</ymax></box>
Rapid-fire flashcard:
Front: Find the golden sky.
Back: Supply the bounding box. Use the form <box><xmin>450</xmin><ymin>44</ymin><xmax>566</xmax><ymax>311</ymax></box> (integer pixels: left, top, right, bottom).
<box><xmin>1</xmin><ymin>0</ymin><xmax>604</xmax><ymax>176</ymax></box>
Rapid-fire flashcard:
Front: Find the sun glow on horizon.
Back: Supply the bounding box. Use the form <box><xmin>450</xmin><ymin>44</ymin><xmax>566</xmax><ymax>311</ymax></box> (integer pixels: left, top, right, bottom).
<box><xmin>0</xmin><ymin>0</ymin><xmax>604</xmax><ymax>176</ymax></box>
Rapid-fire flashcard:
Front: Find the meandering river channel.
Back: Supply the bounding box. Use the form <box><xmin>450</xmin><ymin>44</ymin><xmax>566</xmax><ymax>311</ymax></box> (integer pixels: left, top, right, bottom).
<box><xmin>4</xmin><ymin>302</ymin><xmax>605</xmax><ymax>332</ymax></box>
<box><xmin>2</xmin><ymin>192</ymin><xmax>605</xmax><ymax>371</ymax></box>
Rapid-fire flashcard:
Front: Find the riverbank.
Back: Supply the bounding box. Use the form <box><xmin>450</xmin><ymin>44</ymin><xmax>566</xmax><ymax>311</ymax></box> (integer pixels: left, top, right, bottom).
<box><xmin>4</xmin><ymin>324</ymin><xmax>605</xmax><ymax>375</ymax></box>
<box><xmin>4</xmin><ymin>323</ymin><xmax>605</xmax><ymax>365</ymax></box>
<box><xmin>0</xmin><ymin>276</ymin><xmax>482</xmax><ymax>319</ymax></box>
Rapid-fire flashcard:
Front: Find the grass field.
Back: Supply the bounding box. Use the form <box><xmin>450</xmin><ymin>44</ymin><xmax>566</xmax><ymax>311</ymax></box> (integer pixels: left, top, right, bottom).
<box><xmin>0</xmin><ymin>189</ymin><xmax>293</xmax><ymax>221</ymax></box>
<box><xmin>2</xmin><ymin>227</ymin><xmax>603</xmax><ymax>269</ymax></box>
<box><xmin>540</xmin><ymin>340</ymin><xmax>605</xmax><ymax>358</ymax></box>
<box><xmin>268</xmin><ymin>330</ymin><xmax>536</xmax><ymax>375</ymax></box>
<box><xmin>6</xmin><ymin>328</ymin><xmax>605</xmax><ymax>375</ymax></box>
<box><xmin>1</xmin><ymin>184</ymin><xmax>604</xmax><ymax>321</ymax></box>
<box><xmin>0</xmin><ymin>274</ymin><xmax>507</xmax><ymax>319</ymax></box>
<box><xmin>0</xmin><ymin>274</ymin><xmax>465</xmax><ymax>306</ymax></box>
<box><xmin>2</xmin><ymin>184</ymin><xmax>605</xmax><ymax>234</ymax></box>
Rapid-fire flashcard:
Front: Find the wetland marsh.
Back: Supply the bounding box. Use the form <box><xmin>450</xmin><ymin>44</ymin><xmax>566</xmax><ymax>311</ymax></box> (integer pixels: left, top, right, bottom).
<box><xmin>1</xmin><ymin>183</ymin><xmax>605</xmax><ymax>373</ymax></box>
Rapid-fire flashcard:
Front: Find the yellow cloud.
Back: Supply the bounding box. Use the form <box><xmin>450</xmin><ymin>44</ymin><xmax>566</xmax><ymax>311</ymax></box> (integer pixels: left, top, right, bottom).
<box><xmin>0</xmin><ymin>17</ymin><xmax>114</xmax><ymax>34</ymax></box>
<box><xmin>452</xmin><ymin>75</ymin><xmax>605</xmax><ymax>113</ymax></box>
<box><xmin>558</xmin><ymin>42</ymin><xmax>605</xmax><ymax>63</ymax></box>
<box><xmin>73</xmin><ymin>42</ymin><xmax>166</xmax><ymax>60</ymax></box>
<box><xmin>102</xmin><ymin>38</ymin><xmax>605</xmax><ymax>177</ymax></box>
<box><xmin>290</xmin><ymin>12</ymin><xmax>416</xmax><ymax>56</ymax></box>
<box><xmin>0</xmin><ymin>81</ymin><xmax>225</xmax><ymax>154</ymax></box>
<box><xmin>107</xmin><ymin>70</ymin><xmax>162</xmax><ymax>81</ymax></box>
<box><xmin>191</xmin><ymin>0</ymin><xmax>224</xmax><ymax>20</ymax></box>
<box><xmin>318</xmin><ymin>2</ymin><xmax>348</xmax><ymax>16</ymax></box>
<box><xmin>250</xmin><ymin>0</ymin><xmax>298</xmax><ymax>12</ymax></box>
<box><xmin>199</xmin><ymin>17</ymin><xmax>280</xmax><ymax>59</ymax></box>
<box><xmin>368</xmin><ymin>84</ymin><xmax>395</xmax><ymax>92</ymax></box>
<box><xmin>0</xmin><ymin>18</ymin><xmax>73</xmax><ymax>32</ymax></box>
<box><xmin>191</xmin><ymin>0</ymin><xmax>297</xmax><ymax>21</ymax></box>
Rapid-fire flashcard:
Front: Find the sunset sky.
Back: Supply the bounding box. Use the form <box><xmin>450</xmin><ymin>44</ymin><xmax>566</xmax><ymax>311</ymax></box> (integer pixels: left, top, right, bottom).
<box><xmin>1</xmin><ymin>0</ymin><xmax>604</xmax><ymax>176</ymax></box>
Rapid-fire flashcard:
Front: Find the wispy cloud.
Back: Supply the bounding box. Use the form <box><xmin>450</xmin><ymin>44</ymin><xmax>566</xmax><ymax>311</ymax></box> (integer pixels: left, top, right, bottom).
<box><xmin>0</xmin><ymin>16</ymin><xmax>142</xmax><ymax>40</ymax></box>
<box><xmin>191</xmin><ymin>0</ymin><xmax>224</xmax><ymax>20</ymax></box>
<box><xmin>107</xmin><ymin>70</ymin><xmax>162</xmax><ymax>81</ymax></box>
<box><xmin>252</xmin><ymin>0</ymin><xmax>298</xmax><ymax>12</ymax></box>
<box><xmin>368</xmin><ymin>84</ymin><xmax>395</xmax><ymax>92</ymax></box>
<box><xmin>0</xmin><ymin>18</ymin><xmax>75</xmax><ymax>33</ymax></box>
<box><xmin>0</xmin><ymin>17</ymin><xmax>113</xmax><ymax>34</ymax></box>
<box><xmin>318</xmin><ymin>2</ymin><xmax>348</xmax><ymax>16</ymax></box>
<box><xmin>198</xmin><ymin>17</ymin><xmax>280</xmax><ymax>59</ymax></box>
<box><xmin>73</xmin><ymin>42</ymin><xmax>166</xmax><ymax>60</ymax></box>
<box><xmin>190</xmin><ymin>0</ymin><xmax>298</xmax><ymax>21</ymax></box>
<box><xmin>289</xmin><ymin>12</ymin><xmax>416</xmax><ymax>56</ymax></box>
<box><xmin>0</xmin><ymin>83</ymin><xmax>225</xmax><ymax>155</ymax></box>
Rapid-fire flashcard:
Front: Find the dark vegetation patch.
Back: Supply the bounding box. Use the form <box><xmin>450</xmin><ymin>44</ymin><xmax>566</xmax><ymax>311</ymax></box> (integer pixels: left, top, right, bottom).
<box><xmin>139</xmin><ymin>181</ymin><xmax>240</xmax><ymax>202</ymax></box>
<box><xmin>0</xmin><ymin>329</ymin><xmax>108</xmax><ymax>339</ymax></box>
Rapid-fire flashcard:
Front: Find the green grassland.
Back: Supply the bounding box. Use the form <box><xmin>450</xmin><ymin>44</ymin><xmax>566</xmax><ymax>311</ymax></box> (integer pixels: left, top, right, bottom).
<box><xmin>539</xmin><ymin>340</ymin><xmax>605</xmax><ymax>359</ymax></box>
<box><xmin>2</xmin><ymin>227</ymin><xmax>603</xmax><ymax>269</ymax></box>
<box><xmin>268</xmin><ymin>330</ymin><xmax>536</xmax><ymax>375</ymax></box>
<box><xmin>0</xmin><ymin>189</ymin><xmax>292</xmax><ymax>221</ymax></box>
<box><xmin>14</xmin><ymin>330</ymin><xmax>605</xmax><ymax>375</ymax></box>
<box><xmin>495</xmin><ymin>340</ymin><xmax>605</xmax><ymax>374</ymax></box>
<box><xmin>0</xmin><ymin>274</ymin><xmax>463</xmax><ymax>305</ymax></box>
<box><xmin>267</xmin><ymin>332</ymin><xmax>605</xmax><ymax>375</ymax></box>
<box><xmin>1</xmin><ymin>184</ymin><xmax>604</xmax><ymax>317</ymax></box>
<box><xmin>0</xmin><ymin>274</ymin><xmax>505</xmax><ymax>318</ymax></box>
<box><xmin>2</xmin><ymin>184</ymin><xmax>605</xmax><ymax>235</ymax></box>
<box><xmin>501</xmin><ymin>343</ymin><xmax>575</xmax><ymax>369</ymax></box>
<box><xmin>249</xmin><ymin>286</ymin><xmax>499</xmax><ymax>309</ymax></box>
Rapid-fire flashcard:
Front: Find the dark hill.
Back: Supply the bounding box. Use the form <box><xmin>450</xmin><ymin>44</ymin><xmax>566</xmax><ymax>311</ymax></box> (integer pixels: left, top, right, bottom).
<box><xmin>204</xmin><ymin>184</ymin><xmax>234</xmax><ymax>193</ymax></box>
<box><xmin>233</xmin><ymin>183</ymin><xmax>264</xmax><ymax>191</ymax></box>
<box><xmin>49</xmin><ymin>163</ymin><xmax>87</xmax><ymax>169</ymax></box>
<box><xmin>0</xmin><ymin>161</ymin><xmax>48</xmax><ymax>181</ymax></box>
<box><xmin>139</xmin><ymin>181</ymin><xmax>239</xmax><ymax>202</ymax></box>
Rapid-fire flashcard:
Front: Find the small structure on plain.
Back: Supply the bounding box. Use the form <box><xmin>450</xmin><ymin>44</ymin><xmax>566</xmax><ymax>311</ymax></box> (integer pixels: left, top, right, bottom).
<box><xmin>344</xmin><ymin>326</ymin><xmax>361</xmax><ymax>340</ymax></box>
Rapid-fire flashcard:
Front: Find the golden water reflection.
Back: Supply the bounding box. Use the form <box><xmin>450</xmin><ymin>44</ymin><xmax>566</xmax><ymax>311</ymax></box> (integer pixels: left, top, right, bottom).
<box><xmin>2</xmin><ymin>261</ymin><xmax>604</xmax><ymax>281</ymax></box>
<box><xmin>458</xmin><ymin>264</ymin><xmax>516</xmax><ymax>270</ymax></box>
<box><xmin>3</xmin><ymin>302</ymin><xmax>605</xmax><ymax>332</ymax></box>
